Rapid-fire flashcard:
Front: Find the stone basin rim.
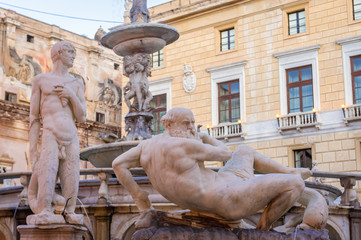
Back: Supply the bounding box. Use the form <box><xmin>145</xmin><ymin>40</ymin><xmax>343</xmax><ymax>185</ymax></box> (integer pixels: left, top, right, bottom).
<box><xmin>100</xmin><ymin>23</ymin><xmax>179</xmax><ymax>49</ymax></box>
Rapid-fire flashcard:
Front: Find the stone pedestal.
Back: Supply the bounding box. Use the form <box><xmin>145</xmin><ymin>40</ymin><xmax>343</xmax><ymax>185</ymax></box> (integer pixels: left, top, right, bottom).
<box><xmin>17</xmin><ymin>224</ymin><xmax>91</xmax><ymax>240</ymax></box>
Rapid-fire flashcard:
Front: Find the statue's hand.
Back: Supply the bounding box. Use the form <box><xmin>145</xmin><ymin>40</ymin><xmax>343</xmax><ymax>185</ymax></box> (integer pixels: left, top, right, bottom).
<box><xmin>54</xmin><ymin>84</ymin><xmax>75</xmax><ymax>106</ymax></box>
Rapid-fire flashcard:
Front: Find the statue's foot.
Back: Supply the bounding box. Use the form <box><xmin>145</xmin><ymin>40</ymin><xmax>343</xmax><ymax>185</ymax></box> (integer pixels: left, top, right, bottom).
<box><xmin>290</xmin><ymin>168</ymin><xmax>311</xmax><ymax>180</ymax></box>
<box><xmin>65</xmin><ymin>213</ymin><xmax>84</xmax><ymax>225</ymax></box>
<box><xmin>26</xmin><ymin>211</ymin><xmax>66</xmax><ymax>225</ymax></box>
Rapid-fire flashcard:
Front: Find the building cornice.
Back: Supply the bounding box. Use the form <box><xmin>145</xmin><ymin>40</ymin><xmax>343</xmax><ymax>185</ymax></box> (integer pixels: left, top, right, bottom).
<box><xmin>336</xmin><ymin>35</ymin><xmax>361</xmax><ymax>46</ymax></box>
<box><xmin>206</xmin><ymin>61</ymin><xmax>247</xmax><ymax>73</ymax></box>
<box><xmin>273</xmin><ymin>44</ymin><xmax>320</xmax><ymax>59</ymax></box>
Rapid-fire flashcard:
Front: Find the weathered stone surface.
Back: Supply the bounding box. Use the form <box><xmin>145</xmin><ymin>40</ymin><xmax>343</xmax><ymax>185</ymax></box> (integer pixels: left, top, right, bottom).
<box><xmin>132</xmin><ymin>225</ymin><xmax>330</xmax><ymax>240</ymax></box>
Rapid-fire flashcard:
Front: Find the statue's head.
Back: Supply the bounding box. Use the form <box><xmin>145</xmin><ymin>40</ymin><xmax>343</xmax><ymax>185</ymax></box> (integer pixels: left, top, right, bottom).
<box><xmin>51</xmin><ymin>41</ymin><xmax>76</xmax><ymax>66</ymax></box>
<box><xmin>161</xmin><ymin>108</ymin><xmax>198</xmax><ymax>139</ymax></box>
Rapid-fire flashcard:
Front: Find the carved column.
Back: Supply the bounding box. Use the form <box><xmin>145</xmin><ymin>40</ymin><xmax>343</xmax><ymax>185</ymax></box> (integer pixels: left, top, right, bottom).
<box><xmin>350</xmin><ymin>209</ymin><xmax>361</xmax><ymax>240</ymax></box>
<box><xmin>94</xmin><ymin>207</ymin><xmax>112</xmax><ymax>240</ymax></box>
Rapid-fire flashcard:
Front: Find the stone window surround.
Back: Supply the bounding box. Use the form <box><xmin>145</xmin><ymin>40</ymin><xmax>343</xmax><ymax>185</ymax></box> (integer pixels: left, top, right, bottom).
<box><xmin>220</xmin><ymin>28</ymin><xmax>235</xmax><ymax>52</ymax></box>
<box><xmin>287</xmin><ymin>144</ymin><xmax>315</xmax><ymax>168</ymax></box>
<box><xmin>282</xmin><ymin>2</ymin><xmax>309</xmax><ymax>39</ymax></box>
<box><xmin>214</xmin><ymin>22</ymin><xmax>237</xmax><ymax>55</ymax></box>
<box><xmin>95</xmin><ymin>111</ymin><xmax>105</xmax><ymax>124</ymax></box>
<box><xmin>206</xmin><ymin>61</ymin><xmax>246</xmax><ymax>126</ymax></box>
<box><xmin>347</xmin><ymin>0</ymin><xmax>361</xmax><ymax>24</ymax></box>
<box><xmin>336</xmin><ymin>35</ymin><xmax>361</xmax><ymax>106</ymax></box>
<box><xmin>273</xmin><ymin>44</ymin><xmax>320</xmax><ymax>116</ymax></box>
<box><xmin>148</xmin><ymin>77</ymin><xmax>172</xmax><ymax>111</ymax></box>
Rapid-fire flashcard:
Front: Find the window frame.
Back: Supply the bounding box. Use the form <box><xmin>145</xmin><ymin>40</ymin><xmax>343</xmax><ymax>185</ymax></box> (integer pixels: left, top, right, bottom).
<box><xmin>26</xmin><ymin>34</ymin><xmax>34</xmax><ymax>43</ymax></box>
<box><xmin>353</xmin><ymin>0</ymin><xmax>361</xmax><ymax>20</ymax></box>
<box><xmin>151</xmin><ymin>49</ymin><xmax>164</xmax><ymax>68</ymax></box>
<box><xmin>217</xmin><ymin>80</ymin><xmax>240</xmax><ymax>123</ymax></box>
<box><xmin>351</xmin><ymin>55</ymin><xmax>361</xmax><ymax>104</ymax></box>
<box><xmin>207</xmin><ymin>61</ymin><xmax>246</xmax><ymax>126</ymax></box>
<box><xmin>151</xmin><ymin>93</ymin><xmax>167</xmax><ymax>135</ymax></box>
<box><xmin>220</xmin><ymin>28</ymin><xmax>235</xmax><ymax>52</ymax></box>
<box><xmin>288</xmin><ymin>145</ymin><xmax>315</xmax><ymax>169</ymax></box>
<box><xmin>5</xmin><ymin>92</ymin><xmax>17</xmax><ymax>103</ymax></box>
<box><xmin>336</xmin><ymin>35</ymin><xmax>361</xmax><ymax>106</ymax></box>
<box><xmin>293</xmin><ymin>148</ymin><xmax>312</xmax><ymax>170</ymax></box>
<box><xmin>273</xmin><ymin>45</ymin><xmax>320</xmax><ymax>116</ymax></box>
<box><xmin>286</xmin><ymin>65</ymin><xmax>314</xmax><ymax>113</ymax></box>
<box><xmin>95</xmin><ymin>112</ymin><xmax>105</xmax><ymax>124</ymax></box>
<box><xmin>282</xmin><ymin>3</ymin><xmax>309</xmax><ymax>39</ymax></box>
<box><xmin>288</xmin><ymin>10</ymin><xmax>306</xmax><ymax>36</ymax></box>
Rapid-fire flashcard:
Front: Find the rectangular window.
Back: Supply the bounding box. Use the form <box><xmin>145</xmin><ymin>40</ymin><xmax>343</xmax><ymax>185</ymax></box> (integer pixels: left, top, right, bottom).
<box><xmin>354</xmin><ymin>0</ymin><xmax>361</xmax><ymax>20</ymax></box>
<box><xmin>352</xmin><ymin>55</ymin><xmax>361</xmax><ymax>104</ymax></box>
<box><xmin>96</xmin><ymin>112</ymin><xmax>105</xmax><ymax>123</ymax></box>
<box><xmin>287</xmin><ymin>65</ymin><xmax>313</xmax><ymax>113</ymax></box>
<box><xmin>5</xmin><ymin>92</ymin><xmax>16</xmax><ymax>103</ymax></box>
<box><xmin>220</xmin><ymin>28</ymin><xmax>235</xmax><ymax>51</ymax></box>
<box><xmin>218</xmin><ymin>80</ymin><xmax>240</xmax><ymax>123</ymax></box>
<box><xmin>294</xmin><ymin>149</ymin><xmax>312</xmax><ymax>169</ymax></box>
<box><xmin>288</xmin><ymin>10</ymin><xmax>306</xmax><ymax>35</ymax></box>
<box><xmin>151</xmin><ymin>94</ymin><xmax>167</xmax><ymax>134</ymax></box>
<box><xmin>27</xmin><ymin>34</ymin><xmax>34</xmax><ymax>43</ymax></box>
<box><xmin>151</xmin><ymin>49</ymin><xmax>164</xmax><ymax>68</ymax></box>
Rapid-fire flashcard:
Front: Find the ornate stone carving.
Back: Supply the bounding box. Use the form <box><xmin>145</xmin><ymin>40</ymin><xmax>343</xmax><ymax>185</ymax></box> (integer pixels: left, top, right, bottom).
<box><xmin>7</xmin><ymin>47</ymin><xmax>42</xmax><ymax>85</ymax></box>
<box><xmin>98</xmin><ymin>78</ymin><xmax>122</xmax><ymax>107</ymax></box>
<box><xmin>183</xmin><ymin>63</ymin><xmax>196</xmax><ymax>93</ymax></box>
<box><xmin>123</xmin><ymin>53</ymin><xmax>153</xmax><ymax>113</ymax></box>
<box><xmin>130</xmin><ymin>0</ymin><xmax>150</xmax><ymax>23</ymax></box>
<box><xmin>113</xmin><ymin>108</ymin><xmax>329</xmax><ymax>233</ymax></box>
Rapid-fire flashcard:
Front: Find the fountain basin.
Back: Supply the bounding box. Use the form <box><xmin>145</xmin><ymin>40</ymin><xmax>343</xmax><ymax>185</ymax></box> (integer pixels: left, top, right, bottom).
<box><xmin>80</xmin><ymin>141</ymin><xmax>140</xmax><ymax>168</ymax></box>
<box><xmin>100</xmin><ymin>23</ymin><xmax>179</xmax><ymax>56</ymax></box>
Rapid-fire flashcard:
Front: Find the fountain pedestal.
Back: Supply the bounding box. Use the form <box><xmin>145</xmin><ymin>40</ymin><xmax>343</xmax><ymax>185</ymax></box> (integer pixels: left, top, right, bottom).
<box><xmin>17</xmin><ymin>224</ymin><xmax>91</xmax><ymax>240</ymax></box>
<box><xmin>100</xmin><ymin>0</ymin><xmax>179</xmax><ymax>141</ymax></box>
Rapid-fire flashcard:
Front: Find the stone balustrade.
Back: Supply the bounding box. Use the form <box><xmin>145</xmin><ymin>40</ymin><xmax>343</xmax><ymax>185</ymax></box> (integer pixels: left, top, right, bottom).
<box><xmin>342</xmin><ymin>103</ymin><xmax>361</xmax><ymax>125</ymax></box>
<box><xmin>277</xmin><ymin>111</ymin><xmax>320</xmax><ymax>132</ymax></box>
<box><xmin>208</xmin><ymin>122</ymin><xmax>243</xmax><ymax>140</ymax></box>
<box><xmin>0</xmin><ymin>168</ymin><xmax>360</xmax><ymax>208</ymax></box>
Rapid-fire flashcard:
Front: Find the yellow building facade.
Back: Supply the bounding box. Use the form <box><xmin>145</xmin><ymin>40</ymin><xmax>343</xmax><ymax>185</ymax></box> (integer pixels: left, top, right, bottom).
<box><xmin>128</xmin><ymin>0</ymin><xmax>361</xmax><ymax>193</ymax></box>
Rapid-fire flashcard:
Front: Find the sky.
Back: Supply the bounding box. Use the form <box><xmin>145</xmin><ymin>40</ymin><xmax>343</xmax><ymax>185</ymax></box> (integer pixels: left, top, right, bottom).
<box><xmin>0</xmin><ymin>0</ymin><xmax>171</xmax><ymax>38</ymax></box>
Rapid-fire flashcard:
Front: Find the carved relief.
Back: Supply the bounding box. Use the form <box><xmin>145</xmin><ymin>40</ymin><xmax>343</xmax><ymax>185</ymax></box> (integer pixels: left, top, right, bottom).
<box><xmin>98</xmin><ymin>78</ymin><xmax>122</xmax><ymax>107</ymax></box>
<box><xmin>7</xmin><ymin>47</ymin><xmax>42</xmax><ymax>85</ymax></box>
<box><xmin>183</xmin><ymin>63</ymin><xmax>196</xmax><ymax>93</ymax></box>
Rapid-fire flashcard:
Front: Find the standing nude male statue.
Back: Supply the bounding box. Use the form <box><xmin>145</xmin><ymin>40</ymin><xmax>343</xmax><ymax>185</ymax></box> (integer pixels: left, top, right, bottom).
<box><xmin>27</xmin><ymin>41</ymin><xmax>86</xmax><ymax>225</ymax></box>
<box><xmin>113</xmin><ymin>107</ymin><xmax>328</xmax><ymax>231</ymax></box>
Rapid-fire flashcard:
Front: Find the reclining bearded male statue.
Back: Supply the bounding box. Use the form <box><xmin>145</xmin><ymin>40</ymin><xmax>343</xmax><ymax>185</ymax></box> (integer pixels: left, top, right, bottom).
<box><xmin>112</xmin><ymin>107</ymin><xmax>328</xmax><ymax>232</ymax></box>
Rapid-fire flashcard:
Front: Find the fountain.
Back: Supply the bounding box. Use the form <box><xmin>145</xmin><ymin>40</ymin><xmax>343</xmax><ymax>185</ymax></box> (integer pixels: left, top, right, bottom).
<box><xmin>80</xmin><ymin>0</ymin><xmax>179</xmax><ymax>167</ymax></box>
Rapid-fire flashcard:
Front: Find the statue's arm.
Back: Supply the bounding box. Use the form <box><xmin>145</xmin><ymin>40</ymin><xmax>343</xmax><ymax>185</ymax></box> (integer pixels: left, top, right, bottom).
<box><xmin>112</xmin><ymin>143</ymin><xmax>152</xmax><ymax>211</ymax></box>
<box><xmin>191</xmin><ymin>133</ymin><xmax>232</xmax><ymax>162</ymax></box>
<box><xmin>29</xmin><ymin>77</ymin><xmax>41</xmax><ymax>166</ymax></box>
<box><xmin>72</xmin><ymin>79</ymin><xmax>86</xmax><ymax>123</ymax></box>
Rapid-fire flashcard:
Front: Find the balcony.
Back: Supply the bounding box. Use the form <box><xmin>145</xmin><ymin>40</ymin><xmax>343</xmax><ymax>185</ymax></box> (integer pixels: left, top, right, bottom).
<box><xmin>277</xmin><ymin>111</ymin><xmax>320</xmax><ymax>133</ymax></box>
<box><xmin>342</xmin><ymin>104</ymin><xmax>361</xmax><ymax>125</ymax></box>
<box><xmin>208</xmin><ymin>122</ymin><xmax>244</xmax><ymax>140</ymax></box>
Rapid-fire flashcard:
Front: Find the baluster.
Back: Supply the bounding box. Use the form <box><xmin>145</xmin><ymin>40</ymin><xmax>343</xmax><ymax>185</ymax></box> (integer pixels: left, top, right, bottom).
<box><xmin>98</xmin><ymin>172</ymin><xmax>110</xmax><ymax>204</ymax></box>
<box><xmin>19</xmin><ymin>175</ymin><xmax>29</xmax><ymax>207</ymax></box>
<box><xmin>340</xmin><ymin>177</ymin><xmax>360</xmax><ymax>208</ymax></box>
